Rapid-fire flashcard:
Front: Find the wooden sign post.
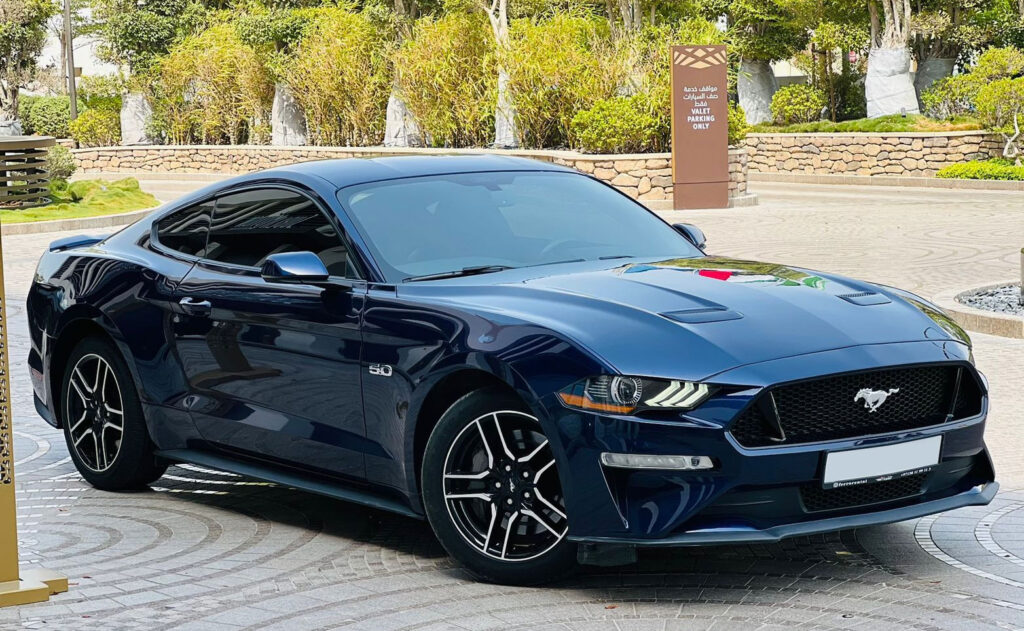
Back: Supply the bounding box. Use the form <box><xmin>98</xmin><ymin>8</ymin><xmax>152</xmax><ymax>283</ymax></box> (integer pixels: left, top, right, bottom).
<box><xmin>671</xmin><ymin>45</ymin><xmax>730</xmax><ymax>209</ymax></box>
<box><xmin>0</xmin><ymin>237</ymin><xmax>68</xmax><ymax>607</ymax></box>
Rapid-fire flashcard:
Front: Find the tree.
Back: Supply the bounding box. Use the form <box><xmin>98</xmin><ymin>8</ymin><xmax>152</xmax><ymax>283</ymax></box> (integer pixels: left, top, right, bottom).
<box><xmin>976</xmin><ymin>76</ymin><xmax>1024</xmax><ymax>163</ymax></box>
<box><xmin>865</xmin><ymin>0</ymin><xmax>920</xmax><ymax>116</ymax></box>
<box><xmin>723</xmin><ymin>0</ymin><xmax>811</xmax><ymax>124</ymax></box>
<box><xmin>910</xmin><ymin>0</ymin><xmax>999</xmax><ymax>101</ymax></box>
<box><xmin>0</xmin><ymin>0</ymin><xmax>57</xmax><ymax>133</ymax></box>
<box><xmin>235</xmin><ymin>6</ymin><xmax>313</xmax><ymax>144</ymax></box>
<box><xmin>91</xmin><ymin>0</ymin><xmax>204</xmax><ymax>72</ymax></box>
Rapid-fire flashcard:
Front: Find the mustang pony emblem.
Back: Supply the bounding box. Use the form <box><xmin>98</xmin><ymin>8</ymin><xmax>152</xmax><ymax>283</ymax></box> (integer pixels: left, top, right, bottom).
<box><xmin>854</xmin><ymin>388</ymin><xmax>900</xmax><ymax>413</ymax></box>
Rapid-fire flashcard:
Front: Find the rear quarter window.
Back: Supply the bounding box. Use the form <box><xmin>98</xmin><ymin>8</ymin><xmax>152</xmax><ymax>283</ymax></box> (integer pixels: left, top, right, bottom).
<box><xmin>154</xmin><ymin>201</ymin><xmax>213</xmax><ymax>256</ymax></box>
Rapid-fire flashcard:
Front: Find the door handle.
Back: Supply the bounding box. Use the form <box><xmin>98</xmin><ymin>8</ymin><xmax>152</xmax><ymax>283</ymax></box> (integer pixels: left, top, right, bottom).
<box><xmin>179</xmin><ymin>297</ymin><xmax>212</xmax><ymax>317</ymax></box>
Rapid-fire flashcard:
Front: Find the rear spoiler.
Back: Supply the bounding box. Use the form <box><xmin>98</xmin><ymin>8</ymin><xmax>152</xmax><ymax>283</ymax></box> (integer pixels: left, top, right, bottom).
<box><xmin>48</xmin><ymin>234</ymin><xmax>108</xmax><ymax>252</ymax></box>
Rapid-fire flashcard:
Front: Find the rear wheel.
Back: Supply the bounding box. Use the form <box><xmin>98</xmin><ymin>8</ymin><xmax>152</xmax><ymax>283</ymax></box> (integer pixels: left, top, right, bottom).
<box><xmin>422</xmin><ymin>387</ymin><xmax>576</xmax><ymax>584</ymax></box>
<box><xmin>60</xmin><ymin>337</ymin><xmax>167</xmax><ymax>490</ymax></box>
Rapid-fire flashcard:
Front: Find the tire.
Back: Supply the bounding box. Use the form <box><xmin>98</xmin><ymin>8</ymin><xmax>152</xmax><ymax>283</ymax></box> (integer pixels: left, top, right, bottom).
<box><xmin>422</xmin><ymin>387</ymin><xmax>577</xmax><ymax>585</ymax></box>
<box><xmin>59</xmin><ymin>336</ymin><xmax>167</xmax><ymax>490</ymax></box>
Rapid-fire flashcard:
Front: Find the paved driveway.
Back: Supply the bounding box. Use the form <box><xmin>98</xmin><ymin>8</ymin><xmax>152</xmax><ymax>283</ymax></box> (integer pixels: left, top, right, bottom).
<box><xmin>1</xmin><ymin>182</ymin><xmax>1023</xmax><ymax>630</ymax></box>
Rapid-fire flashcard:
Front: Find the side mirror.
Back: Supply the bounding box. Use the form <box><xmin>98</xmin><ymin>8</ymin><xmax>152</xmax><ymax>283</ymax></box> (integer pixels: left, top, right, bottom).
<box><xmin>673</xmin><ymin>223</ymin><xmax>707</xmax><ymax>250</ymax></box>
<box><xmin>261</xmin><ymin>251</ymin><xmax>330</xmax><ymax>284</ymax></box>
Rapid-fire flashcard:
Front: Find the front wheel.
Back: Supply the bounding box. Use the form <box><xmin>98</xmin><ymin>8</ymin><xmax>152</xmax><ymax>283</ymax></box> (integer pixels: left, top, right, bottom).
<box><xmin>422</xmin><ymin>387</ymin><xmax>576</xmax><ymax>584</ymax></box>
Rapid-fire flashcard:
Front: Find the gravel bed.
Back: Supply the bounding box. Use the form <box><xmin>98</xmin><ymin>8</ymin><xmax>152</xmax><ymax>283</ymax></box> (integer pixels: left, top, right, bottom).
<box><xmin>959</xmin><ymin>284</ymin><xmax>1024</xmax><ymax>316</ymax></box>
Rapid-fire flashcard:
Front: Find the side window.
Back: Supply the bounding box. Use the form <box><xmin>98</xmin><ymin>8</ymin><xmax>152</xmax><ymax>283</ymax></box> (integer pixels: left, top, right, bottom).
<box><xmin>204</xmin><ymin>188</ymin><xmax>359</xmax><ymax>278</ymax></box>
<box><xmin>154</xmin><ymin>201</ymin><xmax>213</xmax><ymax>256</ymax></box>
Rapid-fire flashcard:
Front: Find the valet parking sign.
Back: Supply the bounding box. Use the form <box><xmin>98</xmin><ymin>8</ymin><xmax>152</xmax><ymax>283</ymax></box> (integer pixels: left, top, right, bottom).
<box><xmin>671</xmin><ymin>45</ymin><xmax>730</xmax><ymax>209</ymax></box>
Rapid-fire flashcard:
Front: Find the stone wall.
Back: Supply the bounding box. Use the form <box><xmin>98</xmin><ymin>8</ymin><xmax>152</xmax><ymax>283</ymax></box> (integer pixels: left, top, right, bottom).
<box><xmin>744</xmin><ymin>131</ymin><xmax>1003</xmax><ymax>177</ymax></box>
<box><xmin>72</xmin><ymin>146</ymin><xmax>752</xmax><ymax>208</ymax></box>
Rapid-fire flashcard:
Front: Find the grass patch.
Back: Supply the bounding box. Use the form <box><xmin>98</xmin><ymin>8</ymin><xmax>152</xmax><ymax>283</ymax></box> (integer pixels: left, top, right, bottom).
<box><xmin>0</xmin><ymin>178</ymin><xmax>160</xmax><ymax>224</ymax></box>
<box><xmin>752</xmin><ymin>114</ymin><xmax>982</xmax><ymax>134</ymax></box>
<box><xmin>936</xmin><ymin>158</ymin><xmax>1024</xmax><ymax>180</ymax></box>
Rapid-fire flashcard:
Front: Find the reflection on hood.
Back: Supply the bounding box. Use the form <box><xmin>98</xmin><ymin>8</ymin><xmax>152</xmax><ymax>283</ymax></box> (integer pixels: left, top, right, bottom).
<box><xmin>623</xmin><ymin>257</ymin><xmax>828</xmax><ymax>291</ymax></box>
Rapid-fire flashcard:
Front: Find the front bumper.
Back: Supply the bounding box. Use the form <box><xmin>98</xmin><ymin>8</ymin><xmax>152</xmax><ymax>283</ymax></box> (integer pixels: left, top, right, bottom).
<box><xmin>573</xmin><ymin>481</ymin><xmax>997</xmax><ymax>546</ymax></box>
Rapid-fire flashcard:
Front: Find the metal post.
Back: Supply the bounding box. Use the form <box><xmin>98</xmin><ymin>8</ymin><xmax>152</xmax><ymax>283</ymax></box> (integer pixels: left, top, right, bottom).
<box><xmin>63</xmin><ymin>0</ymin><xmax>78</xmax><ymax>121</ymax></box>
<box><xmin>0</xmin><ymin>237</ymin><xmax>68</xmax><ymax>607</ymax></box>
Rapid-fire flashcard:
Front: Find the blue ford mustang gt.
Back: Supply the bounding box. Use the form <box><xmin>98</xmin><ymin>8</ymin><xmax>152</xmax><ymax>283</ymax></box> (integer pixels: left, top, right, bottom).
<box><xmin>27</xmin><ymin>156</ymin><xmax>997</xmax><ymax>584</ymax></box>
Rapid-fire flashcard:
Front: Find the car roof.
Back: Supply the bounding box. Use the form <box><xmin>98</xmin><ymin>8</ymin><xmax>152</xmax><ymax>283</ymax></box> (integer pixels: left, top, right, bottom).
<box><xmin>259</xmin><ymin>154</ymin><xmax>577</xmax><ymax>189</ymax></box>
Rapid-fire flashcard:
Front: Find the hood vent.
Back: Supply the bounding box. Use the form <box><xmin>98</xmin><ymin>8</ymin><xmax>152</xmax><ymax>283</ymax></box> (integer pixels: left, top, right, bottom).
<box><xmin>838</xmin><ymin>292</ymin><xmax>891</xmax><ymax>306</ymax></box>
<box><xmin>662</xmin><ymin>307</ymin><xmax>743</xmax><ymax>324</ymax></box>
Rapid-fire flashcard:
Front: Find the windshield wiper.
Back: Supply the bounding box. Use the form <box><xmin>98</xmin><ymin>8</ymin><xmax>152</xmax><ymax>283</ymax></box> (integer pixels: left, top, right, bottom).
<box><xmin>404</xmin><ymin>265</ymin><xmax>517</xmax><ymax>282</ymax></box>
<box><xmin>599</xmin><ymin>255</ymin><xmax>636</xmax><ymax>260</ymax></box>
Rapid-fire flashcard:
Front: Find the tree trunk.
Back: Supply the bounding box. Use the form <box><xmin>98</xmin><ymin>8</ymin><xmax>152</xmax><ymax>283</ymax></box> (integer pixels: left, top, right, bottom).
<box><xmin>494</xmin><ymin>69</ymin><xmax>517</xmax><ymax>147</ymax></box>
<box><xmin>271</xmin><ymin>83</ymin><xmax>307</xmax><ymax>146</ymax></box>
<box><xmin>0</xmin><ymin>82</ymin><xmax>21</xmax><ymax>136</ymax></box>
<box><xmin>865</xmin><ymin>47</ymin><xmax>919</xmax><ymax>117</ymax></box>
<box><xmin>913</xmin><ymin>57</ymin><xmax>955</xmax><ymax>107</ymax></box>
<box><xmin>384</xmin><ymin>0</ymin><xmax>423</xmax><ymax>147</ymax></box>
<box><xmin>738</xmin><ymin>58</ymin><xmax>777</xmax><ymax>125</ymax></box>
<box><xmin>120</xmin><ymin>92</ymin><xmax>153</xmax><ymax>145</ymax></box>
<box><xmin>384</xmin><ymin>87</ymin><xmax>423</xmax><ymax>147</ymax></box>
<box><xmin>486</xmin><ymin>0</ymin><xmax>518</xmax><ymax>148</ymax></box>
<box><xmin>616</xmin><ymin>0</ymin><xmax>641</xmax><ymax>33</ymax></box>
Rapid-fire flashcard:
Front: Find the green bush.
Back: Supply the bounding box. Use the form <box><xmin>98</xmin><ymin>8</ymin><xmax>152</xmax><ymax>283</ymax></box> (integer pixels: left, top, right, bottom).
<box><xmin>28</xmin><ymin>96</ymin><xmax>74</xmax><ymax>138</ymax></box>
<box><xmin>921</xmin><ymin>47</ymin><xmax>1024</xmax><ymax>119</ymax></box>
<box><xmin>70</xmin><ymin>109</ymin><xmax>122</xmax><ymax>147</ymax></box>
<box><xmin>970</xmin><ymin>47</ymin><xmax>1024</xmax><ymax>84</ymax></box>
<box><xmin>152</xmin><ymin>23</ymin><xmax>273</xmax><ymax>144</ymax></box>
<box><xmin>975</xmin><ymin>77</ymin><xmax>1024</xmax><ymax>131</ymax></box>
<box><xmin>936</xmin><ymin>159</ymin><xmax>1024</xmax><ymax>180</ymax></box>
<box><xmin>45</xmin><ymin>145</ymin><xmax>77</xmax><ymax>180</ymax></box>
<box><xmin>393</xmin><ymin>13</ymin><xmax>495</xmax><ymax>148</ymax></box>
<box><xmin>571</xmin><ymin>94</ymin><xmax>664</xmax><ymax>153</ymax></box>
<box><xmin>504</xmin><ymin>14</ymin><xmax>624</xmax><ymax>149</ymax></box>
<box><xmin>833</xmin><ymin>70</ymin><xmax>866</xmax><ymax>121</ymax></box>
<box><xmin>79</xmin><ymin>74</ymin><xmax>124</xmax><ymax>112</ymax></box>
<box><xmin>921</xmin><ymin>76</ymin><xmax>975</xmax><ymax>119</ymax></box>
<box><xmin>753</xmin><ymin>113</ymin><xmax>982</xmax><ymax>133</ymax></box>
<box><xmin>284</xmin><ymin>8</ymin><xmax>390</xmax><ymax>146</ymax></box>
<box><xmin>770</xmin><ymin>84</ymin><xmax>826</xmax><ymax>125</ymax></box>
<box><xmin>728</xmin><ymin>102</ymin><xmax>749</xmax><ymax>146</ymax></box>
<box><xmin>18</xmin><ymin>95</ymin><xmax>39</xmax><ymax>133</ymax></box>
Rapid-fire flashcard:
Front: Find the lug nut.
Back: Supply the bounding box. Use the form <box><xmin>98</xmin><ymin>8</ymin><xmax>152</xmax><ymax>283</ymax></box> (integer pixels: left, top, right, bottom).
<box><xmin>506</xmin><ymin>498</ymin><xmax>513</xmax><ymax>505</ymax></box>
<box><xmin>495</xmin><ymin>481</ymin><xmax>502</xmax><ymax>488</ymax></box>
<box><xmin>522</xmin><ymin>471</ymin><xmax>530</xmax><ymax>478</ymax></box>
<box><xmin>524</xmin><ymin>492</ymin><xmax>531</xmax><ymax>499</ymax></box>
<box><xmin>504</xmin><ymin>465</ymin><xmax>511</xmax><ymax>472</ymax></box>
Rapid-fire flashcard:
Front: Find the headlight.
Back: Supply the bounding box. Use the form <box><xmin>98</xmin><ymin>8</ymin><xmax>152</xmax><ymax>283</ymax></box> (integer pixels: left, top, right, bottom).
<box><xmin>557</xmin><ymin>375</ymin><xmax>713</xmax><ymax>415</ymax></box>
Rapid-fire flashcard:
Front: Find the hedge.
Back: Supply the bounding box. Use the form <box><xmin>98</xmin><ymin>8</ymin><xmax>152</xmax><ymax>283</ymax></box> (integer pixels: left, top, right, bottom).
<box><xmin>935</xmin><ymin>159</ymin><xmax>1024</xmax><ymax>180</ymax></box>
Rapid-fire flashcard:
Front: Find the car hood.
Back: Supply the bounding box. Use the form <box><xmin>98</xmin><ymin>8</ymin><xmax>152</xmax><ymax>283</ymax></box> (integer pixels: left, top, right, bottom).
<box><xmin>404</xmin><ymin>256</ymin><xmax>965</xmax><ymax>382</ymax></box>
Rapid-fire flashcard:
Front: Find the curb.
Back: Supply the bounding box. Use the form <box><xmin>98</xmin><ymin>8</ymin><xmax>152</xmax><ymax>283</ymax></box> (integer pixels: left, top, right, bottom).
<box><xmin>1</xmin><ymin>207</ymin><xmax>155</xmax><ymax>236</ymax></box>
<box><xmin>750</xmin><ymin>172</ymin><xmax>1024</xmax><ymax>191</ymax></box>
<box><xmin>933</xmin><ymin>281</ymin><xmax>1024</xmax><ymax>339</ymax></box>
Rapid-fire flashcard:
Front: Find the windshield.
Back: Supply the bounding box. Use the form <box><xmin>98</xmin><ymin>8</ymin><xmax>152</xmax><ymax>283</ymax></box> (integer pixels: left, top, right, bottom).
<box><xmin>337</xmin><ymin>171</ymin><xmax>703</xmax><ymax>282</ymax></box>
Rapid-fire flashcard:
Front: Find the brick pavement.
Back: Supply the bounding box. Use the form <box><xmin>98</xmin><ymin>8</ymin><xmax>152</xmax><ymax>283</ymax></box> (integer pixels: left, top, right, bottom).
<box><xmin>0</xmin><ymin>181</ymin><xmax>1021</xmax><ymax>630</ymax></box>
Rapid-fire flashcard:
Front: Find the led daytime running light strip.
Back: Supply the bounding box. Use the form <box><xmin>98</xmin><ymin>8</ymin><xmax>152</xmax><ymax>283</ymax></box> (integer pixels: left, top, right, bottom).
<box><xmin>645</xmin><ymin>381</ymin><xmax>709</xmax><ymax>408</ymax></box>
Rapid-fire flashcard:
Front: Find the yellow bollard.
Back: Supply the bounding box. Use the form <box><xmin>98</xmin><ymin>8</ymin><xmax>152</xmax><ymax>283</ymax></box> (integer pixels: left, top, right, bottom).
<box><xmin>0</xmin><ymin>236</ymin><xmax>68</xmax><ymax>607</ymax></box>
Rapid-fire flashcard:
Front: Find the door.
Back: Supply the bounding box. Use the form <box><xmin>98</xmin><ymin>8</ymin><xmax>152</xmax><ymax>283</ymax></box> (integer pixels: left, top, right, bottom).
<box><xmin>172</xmin><ymin>186</ymin><xmax>368</xmax><ymax>480</ymax></box>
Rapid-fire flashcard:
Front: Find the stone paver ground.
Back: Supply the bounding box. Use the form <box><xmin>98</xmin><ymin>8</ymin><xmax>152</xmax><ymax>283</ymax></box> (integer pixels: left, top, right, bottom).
<box><xmin>0</xmin><ymin>180</ymin><xmax>1022</xmax><ymax>630</ymax></box>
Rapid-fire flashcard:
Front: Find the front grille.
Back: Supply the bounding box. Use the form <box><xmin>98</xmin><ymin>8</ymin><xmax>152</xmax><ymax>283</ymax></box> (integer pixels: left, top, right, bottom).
<box><xmin>800</xmin><ymin>473</ymin><xmax>927</xmax><ymax>512</ymax></box>
<box><xmin>730</xmin><ymin>365</ymin><xmax>982</xmax><ymax>448</ymax></box>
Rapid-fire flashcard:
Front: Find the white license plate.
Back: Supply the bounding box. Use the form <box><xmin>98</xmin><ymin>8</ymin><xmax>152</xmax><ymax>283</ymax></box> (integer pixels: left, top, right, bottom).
<box><xmin>822</xmin><ymin>436</ymin><xmax>941</xmax><ymax>489</ymax></box>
